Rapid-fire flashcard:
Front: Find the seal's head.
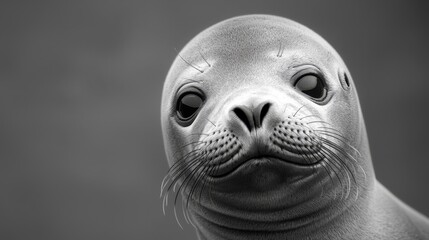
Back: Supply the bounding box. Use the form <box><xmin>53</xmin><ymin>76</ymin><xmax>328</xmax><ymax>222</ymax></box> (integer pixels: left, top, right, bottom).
<box><xmin>161</xmin><ymin>15</ymin><xmax>375</xmax><ymax>239</ymax></box>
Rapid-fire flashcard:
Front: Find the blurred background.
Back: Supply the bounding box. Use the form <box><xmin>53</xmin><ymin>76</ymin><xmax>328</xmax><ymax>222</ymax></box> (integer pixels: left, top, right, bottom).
<box><xmin>1</xmin><ymin>1</ymin><xmax>428</xmax><ymax>239</ymax></box>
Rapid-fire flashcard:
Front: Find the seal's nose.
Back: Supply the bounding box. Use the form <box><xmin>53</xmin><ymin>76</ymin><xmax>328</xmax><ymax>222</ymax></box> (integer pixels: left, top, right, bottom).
<box><xmin>232</xmin><ymin>102</ymin><xmax>271</xmax><ymax>132</ymax></box>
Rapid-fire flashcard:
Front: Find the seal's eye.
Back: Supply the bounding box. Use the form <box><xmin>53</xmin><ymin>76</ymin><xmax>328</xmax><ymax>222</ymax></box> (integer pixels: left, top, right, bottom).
<box><xmin>176</xmin><ymin>92</ymin><xmax>204</xmax><ymax>122</ymax></box>
<box><xmin>295</xmin><ymin>74</ymin><xmax>326</xmax><ymax>99</ymax></box>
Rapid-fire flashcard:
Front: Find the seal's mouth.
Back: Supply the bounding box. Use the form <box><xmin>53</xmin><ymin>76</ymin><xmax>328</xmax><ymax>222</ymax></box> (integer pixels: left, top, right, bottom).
<box><xmin>209</xmin><ymin>154</ymin><xmax>323</xmax><ymax>179</ymax></box>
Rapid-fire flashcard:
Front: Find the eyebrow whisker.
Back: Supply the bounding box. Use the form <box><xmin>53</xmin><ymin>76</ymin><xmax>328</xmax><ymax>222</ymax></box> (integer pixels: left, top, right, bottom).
<box><xmin>277</xmin><ymin>41</ymin><xmax>284</xmax><ymax>58</ymax></box>
<box><xmin>277</xmin><ymin>41</ymin><xmax>282</xmax><ymax>57</ymax></box>
<box><xmin>176</xmin><ymin>48</ymin><xmax>204</xmax><ymax>73</ymax></box>
<box><xmin>199</xmin><ymin>50</ymin><xmax>211</xmax><ymax>67</ymax></box>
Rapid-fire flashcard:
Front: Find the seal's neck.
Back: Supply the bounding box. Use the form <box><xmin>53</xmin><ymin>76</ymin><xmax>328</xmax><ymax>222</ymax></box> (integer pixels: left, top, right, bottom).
<box><xmin>188</xmin><ymin>186</ymin><xmax>375</xmax><ymax>240</ymax></box>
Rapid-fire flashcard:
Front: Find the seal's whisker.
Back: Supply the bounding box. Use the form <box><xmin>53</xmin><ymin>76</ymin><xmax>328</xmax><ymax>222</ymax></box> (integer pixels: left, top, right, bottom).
<box><xmin>354</xmin><ymin>187</ymin><xmax>360</xmax><ymax>201</ymax></box>
<box><xmin>181</xmin><ymin>190</ymin><xmax>195</xmax><ymax>227</ymax></box>
<box><xmin>302</xmin><ymin>140</ymin><xmax>330</xmax><ymax>182</ymax></box>
<box><xmin>189</xmin><ymin>163</ymin><xmax>207</xmax><ymax>205</ymax></box>
<box><xmin>176</xmin><ymin>50</ymin><xmax>204</xmax><ymax>73</ymax></box>
<box><xmin>305</xmin><ymin>119</ymin><xmax>336</xmax><ymax>131</ymax></box>
<box><xmin>305</xmin><ymin>150</ymin><xmax>324</xmax><ymax>192</ymax></box>
<box><xmin>197</xmin><ymin>164</ymin><xmax>217</xmax><ymax>206</ymax></box>
<box><xmin>195</xmin><ymin>165</ymin><xmax>212</xmax><ymax>205</ymax></box>
<box><xmin>302</xmin><ymin>121</ymin><xmax>356</xmax><ymax>199</ymax></box>
<box><xmin>165</xmin><ymin>147</ymin><xmax>203</xmax><ymax>177</ymax></box>
<box><xmin>302</xmin><ymin>148</ymin><xmax>317</xmax><ymax>174</ymax></box>
<box><xmin>315</xmin><ymin>129</ymin><xmax>349</xmax><ymax>144</ymax></box>
<box><xmin>320</xmin><ymin>138</ymin><xmax>359</xmax><ymax>180</ymax></box>
<box><xmin>186</xmin><ymin>158</ymin><xmax>211</xmax><ymax>209</ymax></box>
<box><xmin>205</xmin><ymin>118</ymin><xmax>217</xmax><ymax>127</ymax></box>
<box><xmin>162</xmin><ymin>153</ymin><xmax>204</xmax><ymax>197</ymax></box>
<box><xmin>187</xmin><ymin>132</ymin><xmax>209</xmax><ymax>136</ymax></box>
<box><xmin>300</xmin><ymin>131</ymin><xmax>336</xmax><ymax>184</ymax></box>
<box><xmin>324</xmin><ymin>159</ymin><xmax>344</xmax><ymax>200</ymax></box>
<box><xmin>171</xmin><ymin>141</ymin><xmax>206</xmax><ymax>156</ymax></box>
<box><xmin>181</xmin><ymin>135</ymin><xmax>208</xmax><ymax>144</ymax></box>
<box><xmin>174</xmin><ymin>202</ymin><xmax>184</xmax><ymax>229</ymax></box>
<box><xmin>358</xmin><ymin>164</ymin><xmax>367</xmax><ymax>182</ymax></box>
<box><xmin>187</xmin><ymin>206</ymin><xmax>196</xmax><ymax>228</ymax></box>
<box><xmin>165</xmin><ymin>149</ymin><xmax>201</xmax><ymax>177</ymax></box>
<box><xmin>279</xmin><ymin>43</ymin><xmax>285</xmax><ymax>57</ymax></box>
<box><xmin>339</xmin><ymin>166</ymin><xmax>351</xmax><ymax>200</ymax></box>
<box><xmin>309</xmin><ymin>120</ymin><xmax>361</xmax><ymax>160</ymax></box>
<box><xmin>293</xmin><ymin>104</ymin><xmax>307</xmax><ymax>117</ymax></box>
<box><xmin>316</xmin><ymin>130</ymin><xmax>361</xmax><ymax>158</ymax></box>
<box><xmin>316</xmin><ymin>125</ymin><xmax>343</xmax><ymax>135</ymax></box>
<box><xmin>190</xmin><ymin>165</ymin><xmax>211</xmax><ymax>209</ymax></box>
<box><xmin>178</xmin><ymin>154</ymin><xmax>209</xmax><ymax>199</ymax></box>
<box><xmin>318</xmin><ymin>162</ymin><xmax>328</xmax><ymax>198</ymax></box>
<box><xmin>321</xmin><ymin>140</ymin><xmax>360</xmax><ymax>179</ymax></box>
<box><xmin>208</xmin><ymin>163</ymin><xmax>221</xmax><ymax>206</ymax></box>
<box><xmin>173</xmin><ymin>181</ymin><xmax>179</xmax><ymax>193</ymax></box>
<box><xmin>166</xmin><ymin>148</ymin><xmax>200</xmax><ymax>175</ymax></box>
<box><xmin>173</xmin><ymin>140</ymin><xmax>206</xmax><ymax>156</ymax></box>
<box><xmin>320</xmin><ymin>144</ymin><xmax>357</xmax><ymax>199</ymax></box>
<box><xmin>320</xmin><ymin>142</ymin><xmax>357</xmax><ymax>184</ymax></box>
<box><xmin>172</xmin><ymin>159</ymin><xmax>208</xmax><ymax>213</ymax></box>
<box><xmin>321</xmin><ymin>159</ymin><xmax>342</xmax><ymax>199</ymax></box>
<box><xmin>314</xmin><ymin>125</ymin><xmax>349</xmax><ymax>138</ymax></box>
<box><xmin>207</xmin><ymin>164</ymin><xmax>218</xmax><ymax>193</ymax></box>
<box><xmin>318</xmin><ymin>148</ymin><xmax>347</xmax><ymax>197</ymax></box>
<box><xmin>184</xmin><ymin>171</ymin><xmax>206</xmax><ymax>212</ymax></box>
<box><xmin>318</xmin><ymin>161</ymin><xmax>335</xmax><ymax>197</ymax></box>
<box><xmin>282</xmin><ymin>105</ymin><xmax>287</xmax><ymax>113</ymax></box>
<box><xmin>276</xmin><ymin>41</ymin><xmax>282</xmax><ymax>57</ymax></box>
<box><xmin>160</xmin><ymin>178</ymin><xmax>168</xmax><ymax>198</ymax></box>
<box><xmin>199</xmin><ymin>50</ymin><xmax>211</xmax><ymax>67</ymax></box>
<box><xmin>166</xmin><ymin>156</ymin><xmax>203</xmax><ymax>196</ymax></box>
<box><xmin>316</xmin><ymin>145</ymin><xmax>345</xmax><ymax>184</ymax></box>
<box><xmin>182</xmin><ymin>197</ymin><xmax>190</xmax><ymax>224</ymax></box>
<box><xmin>319</xmin><ymin>136</ymin><xmax>358</xmax><ymax>163</ymax></box>
<box><xmin>319</xmin><ymin>142</ymin><xmax>352</xmax><ymax>183</ymax></box>
<box><xmin>290</xmin><ymin>136</ymin><xmax>313</xmax><ymax>167</ymax></box>
<box><xmin>161</xmin><ymin>150</ymin><xmax>203</xmax><ymax>193</ymax></box>
<box><xmin>306</xmin><ymin>120</ymin><xmax>335</xmax><ymax>127</ymax></box>
<box><xmin>300</xmin><ymin>114</ymin><xmax>322</xmax><ymax>120</ymax></box>
<box><xmin>165</xmin><ymin>148</ymin><xmax>204</xmax><ymax>176</ymax></box>
<box><xmin>162</xmin><ymin>191</ymin><xmax>169</xmax><ymax>215</ymax></box>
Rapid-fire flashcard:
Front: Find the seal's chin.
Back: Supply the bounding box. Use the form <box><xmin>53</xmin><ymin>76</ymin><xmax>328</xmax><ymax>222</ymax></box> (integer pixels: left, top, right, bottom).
<box><xmin>210</xmin><ymin>156</ymin><xmax>323</xmax><ymax>192</ymax></box>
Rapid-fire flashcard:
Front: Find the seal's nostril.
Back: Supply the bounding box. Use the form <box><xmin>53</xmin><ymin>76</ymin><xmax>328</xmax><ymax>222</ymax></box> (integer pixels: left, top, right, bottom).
<box><xmin>258</xmin><ymin>103</ymin><xmax>271</xmax><ymax>127</ymax></box>
<box><xmin>233</xmin><ymin>107</ymin><xmax>253</xmax><ymax>132</ymax></box>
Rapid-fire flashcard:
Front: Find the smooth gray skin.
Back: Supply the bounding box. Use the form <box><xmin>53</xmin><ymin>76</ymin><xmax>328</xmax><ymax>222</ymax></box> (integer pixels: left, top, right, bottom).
<box><xmin>161</xmin><ymin>15</ymin><xmax>429</xmax><ymax>239</ymax></box>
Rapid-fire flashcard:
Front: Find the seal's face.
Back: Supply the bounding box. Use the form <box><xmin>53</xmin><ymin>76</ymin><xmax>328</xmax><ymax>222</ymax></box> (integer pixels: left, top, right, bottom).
<box><xmin>161</xmin><ymin>15</ymin><xmax>373</xmax><ymax>229</ymax></box>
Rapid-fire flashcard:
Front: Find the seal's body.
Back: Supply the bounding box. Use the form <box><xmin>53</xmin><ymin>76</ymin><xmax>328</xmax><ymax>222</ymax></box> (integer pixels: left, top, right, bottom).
<box><xmin>160</xmin><ymin>15</ymin><xmax>429</xmax><ymax>239</ymax></box>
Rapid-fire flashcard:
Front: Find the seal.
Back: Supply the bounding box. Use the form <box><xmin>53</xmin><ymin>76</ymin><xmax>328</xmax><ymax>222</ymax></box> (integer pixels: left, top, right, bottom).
<box><xmin>160</xmin><ymin>15</ymin><xmax>429</xmax><ymax>239</ymax></box>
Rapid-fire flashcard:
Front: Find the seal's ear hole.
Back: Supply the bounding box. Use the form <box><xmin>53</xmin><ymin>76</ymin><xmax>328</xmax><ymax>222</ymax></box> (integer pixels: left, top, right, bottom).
<box><xmin>344</xmin><ymin>74</ymin><xmax>350</xmax><ymax>87</ymax></box>
<box><xmin>339</xmin><ymin>71</ymin><xmax>351</xmax><ymax>90</ymax></box>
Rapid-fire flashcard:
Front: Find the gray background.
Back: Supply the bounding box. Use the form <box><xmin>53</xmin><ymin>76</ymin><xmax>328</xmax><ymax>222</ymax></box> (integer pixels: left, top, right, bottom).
<box><xmin>1</xmin><ymin>1</ymin><xmax>428</xmax><ymax>239</ymax></box>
